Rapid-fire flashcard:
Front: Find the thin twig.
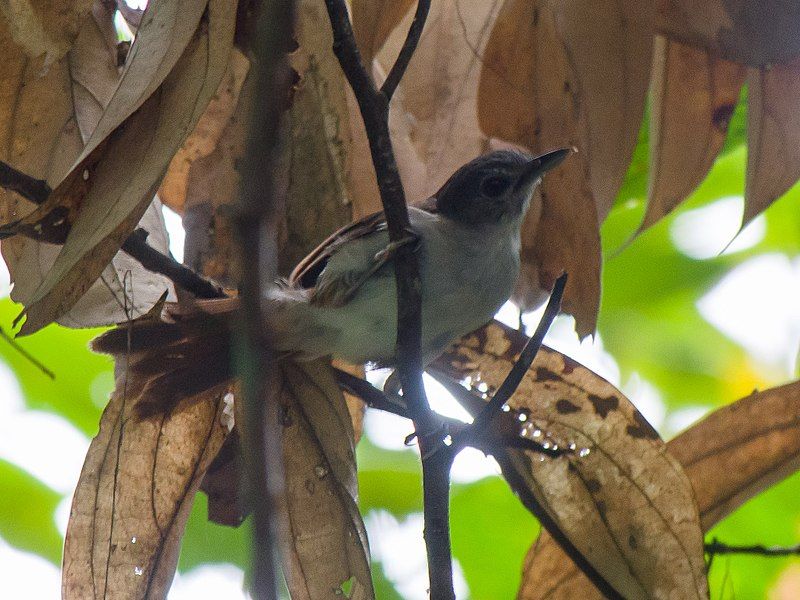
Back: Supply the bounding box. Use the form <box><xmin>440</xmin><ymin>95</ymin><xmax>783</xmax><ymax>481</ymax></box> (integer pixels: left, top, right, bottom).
<box><xmin>706</xmin><ymin>539</ymin><xmax>800</xmax><ymax>557</ymax></box>
<box><xmin>0</xmin><ymin>326</ymin><xmax>55</xmax><ymax>379</ymax></box>
<box><xmin>233</xmin><ymin>0</ymin><xmax>296</xmax><ymax>597</ymax></box>
<box><xmin>121</xmin><ymin>229</ymin><xmax>225</xmax><ymax>299</ymax></box>
<box><xmin>380</xmin><ymin>0</ymin><xmax>431</xmax><ymax>100</ymax></box>
<box><xmin>470</xmin><ymin>273</ymin><xmax>567</xmax><ymax>430</ymax></box>
<box><xmin>0</xmin><ymin>159</ymin><xmax>225</xmax><ymax>301</ymax></box>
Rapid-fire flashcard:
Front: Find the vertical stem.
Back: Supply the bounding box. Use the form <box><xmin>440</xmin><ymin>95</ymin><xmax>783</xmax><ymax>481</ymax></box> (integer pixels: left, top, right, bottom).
<box><xmin>234</xmin><ymin>0</ymin><xmax>296</xmax><ymax>598</ymax></box>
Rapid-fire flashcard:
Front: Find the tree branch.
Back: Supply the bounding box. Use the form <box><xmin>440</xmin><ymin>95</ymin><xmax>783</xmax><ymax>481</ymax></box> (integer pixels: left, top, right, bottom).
<box><xmin>0</xmin><ymin>159</ymin><xmax>225</xmax><ymax>300</ymax></box>
<box><xmin>233</xmin><ymin>0</ymin><xmax>297</xmax><ymax>597</ymax></box>
<box><xmin>380</xmin><ymin>0</ymin><xmax>431</xmax><ymax>100</ymax></box>
<box><xmin>706</xmin><ymin>539</ymin><xmax>800</xmax><ymax>557</ymax></box>
<box><xmin>321</xmin><ymin>2</ymin><xmax>458</xmax><ymax>596</ymax></box>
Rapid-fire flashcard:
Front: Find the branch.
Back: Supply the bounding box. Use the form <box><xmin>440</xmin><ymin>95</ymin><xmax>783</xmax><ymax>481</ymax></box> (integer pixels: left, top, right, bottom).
<box><xmin>380</xmin><ymin>0</ymin><xmax>431</xmax><ymax>100</ymax></box>
<box><xmin>468</xmin><ymin>273</ymin><xmax>567</xmax><ymax>433</ymax></box>
<box><xmin>706</xmin><ymin>539</ymin><xmax>800</xmax><ymax>557</ymax></box>
<box><xmin>233</xmin><ymin>0</ymin><xmax>297</xmax><ymax>597</ymax></box>
<box><xmin>0</xmin><ymin>159</ymin><xmax>225</xmax><ymax>300</ymax></box>
<box><xmin>322</xmin><ymin>2</ymin><xmax>457</xmax><ymax>596</ymax></box>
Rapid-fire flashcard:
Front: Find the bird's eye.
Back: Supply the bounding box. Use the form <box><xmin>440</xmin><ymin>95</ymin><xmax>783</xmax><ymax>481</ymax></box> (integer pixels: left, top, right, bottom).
<box><xmin>480</xmin><ymin>175</ymin><xmax>510</xmax><ymax>197</ymax></box>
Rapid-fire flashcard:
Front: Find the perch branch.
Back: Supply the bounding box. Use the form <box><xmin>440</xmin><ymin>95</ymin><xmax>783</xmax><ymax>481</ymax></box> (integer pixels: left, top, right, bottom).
<box><xmin>322</xmin><ymin>1</ymin><xmax>458</xmax><ymax>596</ymax></box>
<box><xmin>0</xmin><ymin>159</ymin><xmax>225</xmax><ymax>300</ymax></box>
<box><xmin>233</xmin><ymin>0</ymin><xmax>297</xmax><ymax>597</ymax></box>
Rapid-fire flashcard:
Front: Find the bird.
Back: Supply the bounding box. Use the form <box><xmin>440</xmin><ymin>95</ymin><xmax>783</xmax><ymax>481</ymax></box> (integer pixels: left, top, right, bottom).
<box><xmin>93</xmin><ymin>148</ymin><xmax>571</xmax><ymax>416</ymax></box>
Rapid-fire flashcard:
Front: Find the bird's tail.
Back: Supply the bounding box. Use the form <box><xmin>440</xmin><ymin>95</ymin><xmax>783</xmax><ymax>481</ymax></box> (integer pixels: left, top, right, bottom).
<box><xmin>91</xmin><ymin>298</ymin><xmax>239</xmax><ymax>418</ymax></box>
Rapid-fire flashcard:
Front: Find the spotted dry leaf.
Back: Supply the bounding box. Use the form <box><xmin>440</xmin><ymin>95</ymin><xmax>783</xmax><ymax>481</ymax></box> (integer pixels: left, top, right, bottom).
<box><xmin>518</xmin><ymin>379</ymin><xmax>800</xmax><ymax>599</ymax></box>
<box><xmin>279</xmin><ymin>360</ymin><xmax>373</xmax><ymax>600</ymax></box>
<box><xmin>643</xmin><ymin>36</ymin><xmax>745</xmax><ymax>231</ymax></box>
<box><xmin>743</xmin><ymin>58</ymin><xmax>800</xmax><ymax>227</ymax></box>
<box><xmin>0</xmin><ymin>1</ymin><xmax>174</xmax><ymax>328</ymax></box>
<box><xmin>648</xmin><ymin>0</ymin><xmax>800</xmax><ymax>67</ymax></box>
<box><xmin>431</xmin><ymin>320</ymin><xmax>707</xmax><ymax>600</ymax></box>
<box><xmin>478</xmin><ymin>0</ymin><xmax>600</xmax><ymax>336</ymax></box>
<box><xmin>15</xmin><ymin>0</ymin><xmax>236</xmax><ymax>335</ymax></box>
<box><xmin>62</xmin><ymin>380</ymin><xmax>231</xmax><ymax>599</ymax></box>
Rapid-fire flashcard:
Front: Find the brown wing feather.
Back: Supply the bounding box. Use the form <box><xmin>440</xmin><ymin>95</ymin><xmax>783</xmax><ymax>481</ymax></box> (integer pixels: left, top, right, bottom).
<box><xmin>288</xmin><ymin>196</ymin><xmax>438</xmax><ymax>290</ymax></box>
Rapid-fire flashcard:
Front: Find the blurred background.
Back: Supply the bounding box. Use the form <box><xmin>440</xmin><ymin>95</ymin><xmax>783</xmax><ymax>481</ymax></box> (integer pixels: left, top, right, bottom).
<box><xmin>2</xmin><ymin>54</ymin><xmax>800</xmax><ymax>600</ymax></box>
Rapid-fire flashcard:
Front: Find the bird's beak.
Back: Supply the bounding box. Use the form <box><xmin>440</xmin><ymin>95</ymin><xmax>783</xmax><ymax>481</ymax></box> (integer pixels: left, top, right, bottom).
<box><xmin>514</xmin><ymin>147</ymin><xmax>573</xmax><ymax>191</ymax></box>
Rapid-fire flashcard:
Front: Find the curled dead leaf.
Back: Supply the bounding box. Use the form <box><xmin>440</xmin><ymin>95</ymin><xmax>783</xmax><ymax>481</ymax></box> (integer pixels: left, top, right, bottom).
<box><xmin>548</xmin><ymin>0</ymin><xmax>653</xmax><ymax>219</ymax></box>
<box><xmin>744</xmin><ymin>58</ymin><xmax>800</xmax><ymax>227</ymax></box>
<box><xmin>0</xmin><ymin>2</ymin><xmax>174</xmax><ymax>327</ymax></box>
<box><xmin>478</xmin><ymin>0</ymin><xmax>600</xmax><ymax>336</ymax></box>
<box><xmin>280</xmin><ymin>360</ymin><xmax>374</xmax><ymax>600</ymax></box>
<box><xmin>351</xmin><ymin>0</ymin><xmax>414</xmax><ymax>66</ymax></box>
<box><xmin>516</xmin><ymin>379</ymin><xmax>800</xmax><ymax>599</ymax></box>
<box><xmin>159</xmin><ymin>49</ymin><xmax>250</xmax><ymax>214</ymax></box>
<box><xmin>431</xmin><ymin>320</ymin><xmax>707</xmax><ymax>600</ymax></box>
<box><xmin>15</xmin><ymin>0</ymin><xmax>236</xmax><ymax>334</ymax></box>
<box><xmin>642</xmin><ymin>36</ymin><xmax>745</xmax><ymax>231</ymax></box>
<box><xmin>62</xmin><ymin>380</ymin><xmax>231</xmax><ymax>599</ymax></box>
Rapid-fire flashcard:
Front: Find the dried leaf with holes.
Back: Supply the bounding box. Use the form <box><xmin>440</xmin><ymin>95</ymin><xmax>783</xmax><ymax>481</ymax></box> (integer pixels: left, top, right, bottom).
<box><xmin>642</xmin><ymin>36</ymin><xmax>745</xmax><ymax>231</ymax></box>
<box><xmin>62</xmin><ymin>378</ymin><xmax>231</xmax><ymax>599</ymax></box>
<box><xmin>431</xmin><ymin>320</ymin><xmax>707</xmax><ymax>600</ymax></box>
<box><xmin>0</xmin><ymin>1</ymin><xmax>174</xmax><ymax>327</ymax></box>
<box><xmin>549</xmin><ymin>0</ymin><xmax>653</xmax><ymax>218</ymax></box>
<box><xmin>518</xmin><ymin>380</ymin><xmax>800</xmax><ymax>598</ymax></box>
<box><xmin>478</xmin><ymin>0</ymin><xmax>600</xmax><ymax>336</ymax></box>
<box><xmin>744</xmin><ymin>58</ymin><xmax>800</xmax><ymax>227</ymax></box>
<box><xmin>280</xmin><ymin>360</ymin><xmax>373</xmax><ymax>600</ymax></box>
<box><xmin>14</xmin><ymin>0</ymin><xmax>236</xmax><ymax>335</ymax></box>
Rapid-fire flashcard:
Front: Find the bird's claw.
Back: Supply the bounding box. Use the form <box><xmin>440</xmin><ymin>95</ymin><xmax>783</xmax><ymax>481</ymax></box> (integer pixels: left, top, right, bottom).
<box><xmin>373</xmin><ymin>231</ymin><xmax>420</xmax><ymax>263</ymax></box>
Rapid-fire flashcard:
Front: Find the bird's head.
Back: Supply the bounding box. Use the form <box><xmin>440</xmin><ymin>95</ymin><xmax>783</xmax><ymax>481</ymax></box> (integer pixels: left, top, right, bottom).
<box><xmin>434</xmin><ymin>148</ymin><xmax>572</xmax><ymax>227</ymax></box>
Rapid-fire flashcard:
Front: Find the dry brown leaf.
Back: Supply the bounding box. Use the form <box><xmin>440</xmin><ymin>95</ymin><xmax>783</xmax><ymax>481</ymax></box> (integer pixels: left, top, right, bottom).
<box><xmin>279</xmin><ymin>0</ymin><xmax>368</xmax><ymax>270</ymax></box>
<box><xmin>643</xmin><ymin>36</ymin><xmax>745</xmax><ymax>230</ymax></box>
<box><xmin>478</xmin><ymin>0</ymin><xmax>600</xmax><ymax>336</ymax></box>
<box><xmin>0</xmin><ymin>2</ymin><xmax>176</xmax><ymax>327</ymax></box>
<box><xmin>649</xmin><ymin>0</ymin><xmax>800</xmax><ymax>67</ymax></box>
<box><xmin>16</xmin><ymin>0</ymin><xmax>236</xmax><ymax>334</ymax></box>
<box><xmin>376</xmin><ymin>0</ymin><xmax>502</xmax><ymax>199</ymax></box>
<box><xmin>159</xmin><ymin>49</ymin><xmax>250</xmax><ymax>214</ymax></box>
<box><xmin>432</xmin><ymin>320</ymin><xmax>707</xmax><ymax>600</ymax></box>
<box><xmin>62</xmin><ymin>380</ymin><xmax>231</xmax><ymax>599</ymax></box>
<box><xmin>517</xmin><ymin>380</ymin><xmax>800</xmax><ymax>599</ymax></box>
<box><xmin>351</xmin><ymin>0</ymin><xmax>414</xmax><ymax>66</ymax></box>
<box><xmin>0</xmin><ymin>0</ymin><xmax>94</xmax><ymax>63</ymax></box>
<box><xmin>280</xmin><ymin>360</ymin><xmax>373</xmax><ymax>600</ymax></box>
<box><xmin>548</xmin><ymin>0</ymin><xmax>652</xmax><ymax>219</ymax></box>
<box><xmin>743</xmin><ymin>59</ymin><xmax>800</xmax><ymax>227</ymax></box>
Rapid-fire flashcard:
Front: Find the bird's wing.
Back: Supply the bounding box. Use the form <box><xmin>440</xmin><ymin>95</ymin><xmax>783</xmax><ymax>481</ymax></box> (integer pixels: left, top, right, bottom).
<box><xmin>288</xmin><ymin>210</ymin><xmax>387</xmax><ymax>290</ymax></box>
<box><xmin>288</xmin><ymin>199</ymin><xmax>437</xmax><ymax>308</ymax></box>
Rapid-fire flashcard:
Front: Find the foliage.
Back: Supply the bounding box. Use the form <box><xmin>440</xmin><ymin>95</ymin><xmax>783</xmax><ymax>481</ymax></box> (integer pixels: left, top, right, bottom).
<box><xmin>3</xmin><ymin>0</ymin><xmax>800</xmax><ymax>599</ymax></box>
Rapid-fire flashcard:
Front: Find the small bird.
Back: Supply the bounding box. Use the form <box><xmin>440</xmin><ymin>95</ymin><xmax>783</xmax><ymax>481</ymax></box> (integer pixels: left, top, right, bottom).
<box><xmin>93</xmin><ymin>148</ymin><xmax>570</xmax><ymax>415</ymax></box>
